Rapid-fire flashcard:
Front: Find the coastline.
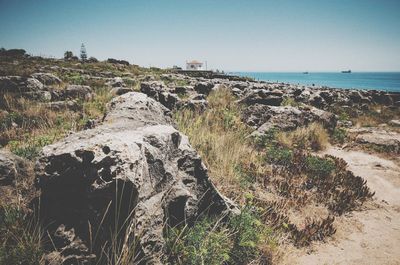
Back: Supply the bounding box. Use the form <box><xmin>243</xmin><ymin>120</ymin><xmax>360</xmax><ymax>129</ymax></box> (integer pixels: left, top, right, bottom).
<box><xmin>231</xmin><ymin>71</ymin><xmax>400</xmax><ymax>92</ymax></box>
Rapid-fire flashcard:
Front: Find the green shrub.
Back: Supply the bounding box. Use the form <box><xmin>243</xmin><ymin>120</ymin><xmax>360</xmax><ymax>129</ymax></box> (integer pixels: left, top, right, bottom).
<box><xmin>305</xmin><ymin>156</ymin><xmax>335</xmax><ymax>178</ymax></box>
<box><xmin>64</xmin><ymin>73</ymin><xmax>86</xmax><ymax>85</ymax></box>
<box><xmin>9</xmin><ymin>135</ymin><xmax>53</xmax><ymax>160</ymax></box>
<box><xmin>253</xmin><ymin>128</ymin><xmax>278</xmax><ymax>149</ymax></box>
<box><xmin>266</xmin><ymin>145</ymin><xmax>293</xmax><ymax>166</ymax></box>
<box><xmin>165</xmin><ymin>207</ymin><xmax>274</xmax><ymax>265</ymax></box>
<box><xmin>277</xmin><ymin>123</ymin><xmax>329</xmax><ymax>151</ymax></box>
<box><xmin>229</xmin><ymin>207</ymin><xmax>270</xmax><ymax>264</ymax></box>
<box><xmin>281</xmin><ymin>97</ymin><xmax>300</xmax><ymax>107</ymax></box>
<box><xmin>234</xmin><ymin>164</ymin><xmax>256</xmax><ymax>188</ymax></box>
<box><xmin>332</xmin><ymin>128</ymin><xmax>347</xmax><ymax>144</ymax></box>
<box><xmin>165</xmin><ymin>218</ymin><xmax>232</xmax><ymax>265</ymax></box>
<box><xmin>338</xmin><ymin>111</ymin><xmax>350</xmax><ymax>121</ymax></box>
<box><xmin>223</xmin><ymin>109</ymin><xmax>236</xmax><ymax>130</ymax></box>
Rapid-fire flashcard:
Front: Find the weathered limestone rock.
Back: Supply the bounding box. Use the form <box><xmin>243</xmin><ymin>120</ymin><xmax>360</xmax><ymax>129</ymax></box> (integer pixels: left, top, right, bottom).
<box><xmin>242</xmin><ymin>104</ymin><xmax>337</xmax><ymax>136</ymax></box>
<box><xmin>46</xmin><ymin>100</ymin><xmax>80</xmax><ymax>111</ymax></box>
<box><xmin>193</xmin><ymin>81</ymin><xmax>214</xmax><ymax>95</ymax></box>
<box><xmin>239</xmin><ymin>89</ymin><xmax>283</xmax><ymax>106</ymax></box>
<box><xmin>110</xmin><ymin>86</ymin><xmax>133</xmax><ymax>96</ymax></box>
<box><xmin>0</xmin><ymin>76</ymin><xmax>44</xmax><ymax>93</ymax></box>
<box><xmin>64</xmin><ymin>85</ymin><xmax>92</xmax><ymax>100</ymax></box>
<box><xmin>0</xmin><ymin>76</ymin><xmax>50</xmax><ymax>100</ymax></box>
<box><xmin>106</xmin><ymin>77</ymin><xmax>125</xmax><ymax>87</ymax></box>
<box><xmin>31</xmin><ymin>73</ymin><xmax>62</xmax><ymax>86</ymax></box>
<box><xmin>0</xmin><ymin>150</ymin><xmax>34</xmax><ymax>206</ymax></box>
<box><xmin>389</xmin><ymin>120</ymin><xmax>400</xmax><ymax>127</ymax></box>
<box><xmin>140</xmin><ymin>81</ymin><xmax>180</xmax><ymax>109</ymax></box>
<box><xmin>0</xmin><ymin>150</ymin><xmax>29</xmax><ymax>186</ymax></box>
<box><xmin>35</xmin><ymin>92</ymin><xmax>233</xmax><ymax>264</ymax></box>
<box><xmin>44</xmin><ymin>225</ymin><xmax>96</xmax><ymax>265</ymax></box>
<box><xmin>349</xmin><ymin>127</ymin><xmax>400</xmax><ymax>153</ymax></box>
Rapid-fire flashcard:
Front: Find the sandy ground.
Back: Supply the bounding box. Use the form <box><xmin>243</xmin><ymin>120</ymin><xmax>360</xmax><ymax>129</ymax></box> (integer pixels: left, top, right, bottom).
<box><xmin>282</xmin><ymin>146</ymin><xmax>400</xmax><ymax>265</ymax></box>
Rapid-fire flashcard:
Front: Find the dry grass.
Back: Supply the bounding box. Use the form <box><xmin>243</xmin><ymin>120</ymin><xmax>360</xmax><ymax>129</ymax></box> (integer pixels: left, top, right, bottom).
<box><xmin>174</xmin><ymin>88</ymin><xmax>267</xmax><ymax>201</ymax></box>
<box><xmin>277</xmin><ymin>123</ymin><xmax>329</xmax><ymax>151</ymax></box>
<box><xmin>0</xmin><ymin>87</ymin><xmax>113</xmax><ymax>160</ymax></box>
<box><xmin>173</xmin><ymin>88</ymin><xmax>278</xmax><ymax>264</ymax></box>
<box><xmin>0</xmin><ymin>93</ymin><xmax>79</xmax><ymax>146</ymax></box>
<box><xmin>342</xmin><ymin>105</ymin><xmax>400</xmax><ymax>128</ymax></box>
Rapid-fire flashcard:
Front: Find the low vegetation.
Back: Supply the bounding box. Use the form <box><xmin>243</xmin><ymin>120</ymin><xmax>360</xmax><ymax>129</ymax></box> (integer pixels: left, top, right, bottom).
<box><xmin>174</xmin><ymin>88</ymin><xmax>266</xmax><ymax>199</ymax></box>
<box><xmin>0</xmin><ymin>205</ymin><xmax>43</xmax><ymax>265</ymax></box>
<box><xmin>165</xmin><ymin>207</ymin><xmax>275</xmax><ymax>265</ymax></box>
<box><xmin>173</xmin><ymin>88</ymin><xmax>375</xmax><ymax>261</ymax></box>
<box><xmin>0</xmin><ymin>53</ymin><xmax>384</xmax><ymax>264</ymax></box>
<box><xmin>0</xmin><ymin>87</ymin><xmax>112</xmax><ymax>160</ymax></box>
<box><xmin>277</xmin><ymin>122</ymin><xmax>329</xmax><ymax>151</ymax></box>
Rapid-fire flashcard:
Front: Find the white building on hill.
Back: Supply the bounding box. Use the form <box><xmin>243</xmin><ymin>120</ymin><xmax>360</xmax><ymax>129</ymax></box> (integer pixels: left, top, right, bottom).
<box><xmin>186</xmin><ymin>60</ymin><xmax>203</xmax><ymax>70</ymax></box>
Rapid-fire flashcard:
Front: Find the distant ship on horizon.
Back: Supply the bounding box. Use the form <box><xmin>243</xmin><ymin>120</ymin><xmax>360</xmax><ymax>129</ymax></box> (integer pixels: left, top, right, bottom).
<box><xmin>303</xmin><ymin>71</ymin><xmax>309</xmax><ymax>74</ymax></box>
<box><xmin>341</xmin><ymin>70</ymin><xmax>352</xmax><ymax>73</ymax></box>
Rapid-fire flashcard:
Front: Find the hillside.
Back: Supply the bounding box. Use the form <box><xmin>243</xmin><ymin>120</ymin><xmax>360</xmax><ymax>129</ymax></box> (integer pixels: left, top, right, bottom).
<box><xmin>1</xmin><ymin>50</ymin><xmax>400</xmax><ymax>265</ymax></box>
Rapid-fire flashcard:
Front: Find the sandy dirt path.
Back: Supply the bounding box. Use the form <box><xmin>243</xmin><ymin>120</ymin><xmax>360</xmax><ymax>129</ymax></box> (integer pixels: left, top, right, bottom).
<box><xmin>282</xmin><ymin>147</ymin><xmax>400</xmax><ymax>265</ymax></box>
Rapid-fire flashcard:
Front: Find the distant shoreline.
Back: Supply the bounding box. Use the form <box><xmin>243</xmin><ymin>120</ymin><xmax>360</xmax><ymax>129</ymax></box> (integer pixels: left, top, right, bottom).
<box><xmin>231</xmin><ymin>72</ymin><xmax>400</xmax><ymax>92</ymax></box>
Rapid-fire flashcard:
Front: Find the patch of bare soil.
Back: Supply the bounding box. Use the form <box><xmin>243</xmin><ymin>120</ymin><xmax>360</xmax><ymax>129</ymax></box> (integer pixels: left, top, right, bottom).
<box><xmin>282</xmin><ymin>146</ymin><xmax>400</xmax><ymax>265</ymax></box>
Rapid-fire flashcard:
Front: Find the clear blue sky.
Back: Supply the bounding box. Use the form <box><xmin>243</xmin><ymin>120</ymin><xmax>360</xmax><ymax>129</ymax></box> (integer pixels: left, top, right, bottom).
<box><xmin>1</xmin><ymin>0</ymin><xmax>399</xmax><ymax>71</ymax></box>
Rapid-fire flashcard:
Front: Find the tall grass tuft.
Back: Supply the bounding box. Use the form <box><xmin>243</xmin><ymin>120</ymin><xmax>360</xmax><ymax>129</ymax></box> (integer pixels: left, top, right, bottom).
<box><xmin>0</xmin><ymin>205</ymin><xmax>44</xmax><ymax>265</ymax></box>
<box><xmin>174</xmin><ymin>88</ymin><xmax>266</xmax><ymax>200</ymax></box>
<box><xmin>277</xmin><ymin>122</ymin><xmax>329</xmax><ymax>151</ymax></box>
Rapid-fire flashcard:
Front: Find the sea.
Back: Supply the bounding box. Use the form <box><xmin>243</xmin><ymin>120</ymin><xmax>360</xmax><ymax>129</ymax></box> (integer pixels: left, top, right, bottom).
<box><xmin>232</xmin><ymin>72</ymin><xmax>400</xmax><ymax>92</ymax></box>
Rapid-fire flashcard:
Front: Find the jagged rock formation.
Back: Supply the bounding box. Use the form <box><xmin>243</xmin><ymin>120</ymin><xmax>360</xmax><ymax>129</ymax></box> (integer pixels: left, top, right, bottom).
<box><xmin>0</xmin><ymin>75</ymin><xmax>50</xmax><ymax>100</ymax></box>
<box><xmin>238</xmin><ymin>88</ymin><xmax>284</xmax><ymax>106</ymax></box>
<box><xmin>35</xmin><ymin>92</ymin><xmax>234</xmax><ymax>264</ymax></box>
<box><xmin>140</xmin><ymin>81</ymin><xmax>180</xmax><ymax>110</ymax></box>
<box><xmin>31</xmin><ymin>73</ymin><xmax>62</xmax><ymax>86</ymax></box>
<box><xmin>242</xmin><ymin>104</ymin><xmax>337</xmax><ymax>136</ymax></box>
<box><xmin>349</xmin><ymin>127</ymin><xmax>400</xmax><ymax>153</ymax></box>
<box><xmin>0</xmin><ymin>150</ymin><xmax>31</xmax><ymax>187</ymax></box>
<box><xmin>0</xmin><ymin>150</ymin><xmax>35</xmax><ymax>205</ymax></box>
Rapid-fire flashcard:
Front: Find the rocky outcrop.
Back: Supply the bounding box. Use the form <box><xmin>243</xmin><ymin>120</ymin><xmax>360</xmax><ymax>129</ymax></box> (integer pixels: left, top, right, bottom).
<box><xmin>242</xmin><ymin>104</ymin><xmax>337</xmax><ymax>136</ymax></box>
<box><xmin>193</xmin><ymin>81</ymin><xmax>214</xmax><ymax>95</ymax></box>
<box><xmin>0</xmin><ymin>150</ymin><xmax>30</xmax><ymax>186</ymax></box>
<box><xmin>0</xmin><ymin>76</ymin><xmax>44</xmax><ymax>92</ymax></box>
<box><xmin>44</xmin><ymin>225</ymin><xmax>95</xmax><ymax>265</ymax></box>
<box><xmin>31</xmin><ymin>73</ymin><xmax>62</xmax><ymax>86</ymax></box>
<box><xmin>239</xmin><ymin>88</ymin><xmax>284</xmax><ymax>106</ymax></box>
<box><xmin>35</xmin><ymin>92</ymin><xmax>234</xmax><ymax>264</ymax></box>
<box><xmin>389</xmin><ymin>120</ymin><xmax>400</xmax><ymax>127</ymax></box>
<box><xmin>110</xmin><ymin>86</ymin><xmax>133</xmax><ymax>96</ymax></box>
<box><xmin>106</xmin><ymin>77</ymin><xmax>125</xmax><ymax>87</ymax></box>
<box><xmin>0</xmin><ymin>150</ymin><xmax>34</xmax><ymax>205</ymax></box>
<box><xmin>64</xmin><ymin>85</ymin><xmax>93</xmax><ymax>100</ymax></box>
<box><xmin>46</xmin><ymin>100</ymin><xmax>80</xmax><ymax>111</ymax></box>
<box><xmin>140</xmin><ymin>81</ymin><xmax>180</xmax><ymax>110</ymax></box>
<box><xmin>0</xmin><ymin>76</ymin><xmax>50</xmax><ymax>100</ymax></box>
<box><xmin>349</xmin><ymin>127</ymin><xmax>400</xmax><ymax>153</ymax></box>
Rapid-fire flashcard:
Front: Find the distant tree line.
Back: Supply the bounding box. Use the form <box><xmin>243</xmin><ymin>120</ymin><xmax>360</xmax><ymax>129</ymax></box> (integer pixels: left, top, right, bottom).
<box><xmin>63</xmin><ymin>44</ymin><xmax>98</xmax><ymax>63</ymax></box>
<box><xmin>1</xmin><ymin>45</ymin><xmax>131</xmax><ymax>66</ymax></box>
<box><xmin>0</xmin><ymin>48</ymin><xmax>28</xmax><ymax>58</ymax></box>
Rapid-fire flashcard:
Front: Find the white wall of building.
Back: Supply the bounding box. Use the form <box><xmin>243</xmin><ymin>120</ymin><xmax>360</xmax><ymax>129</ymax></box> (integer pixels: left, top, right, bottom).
<box><xmin>186</xmin><ymin>63</ymin><xmax>203</xmax><ymax>70</ymax></box>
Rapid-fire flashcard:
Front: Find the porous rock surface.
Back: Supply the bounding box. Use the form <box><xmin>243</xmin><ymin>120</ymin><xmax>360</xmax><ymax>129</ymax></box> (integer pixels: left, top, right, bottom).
<box><xmin>349</xmin><ymin>127</ymin><xmax>400</xmax><ymax>153</ymax></box>
<box><xmin>31</xmin><ymin>72</ymin><xmax>62</xmax><ymax>86</ymax></box>
<box><xmin>0</xmin><ymin>75</ymin><xmax>50</xmax><ymax>100</ymax></box>
<box><xmin>0</xmin><ymin>150</ymin><xmax>30</xmax><ymax>186</ymax></box>
<box><xmin>140</xmin><ymin>81</ymin><xmax>181</xmax><ymax>110</ymax></box>
<box><xmin>0</xmin><ymin>150</ymin><xmax>34</xmax><ymax>205</ymax></box>
<box><xmin>242</xmin><ymin>104</ymin><xmax>337</xmax><ymax>136</ymax></box>
<box><xmin>35</xmin><ymin>92</ymin><xmax>233</xmax><ymax>264</ymax></box>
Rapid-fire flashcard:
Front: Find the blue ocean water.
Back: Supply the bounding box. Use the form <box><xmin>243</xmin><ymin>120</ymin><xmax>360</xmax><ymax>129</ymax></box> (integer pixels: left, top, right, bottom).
<box><xmin>232</xmin><ymin>72</ymin><xmax>400</xmax><ymax>92</ymax></box>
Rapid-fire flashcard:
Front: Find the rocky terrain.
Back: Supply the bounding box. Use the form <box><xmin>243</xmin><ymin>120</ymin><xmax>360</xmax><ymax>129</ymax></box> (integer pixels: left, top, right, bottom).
<box><xmin>1</xmin><ymin>51</ymin><xmax>400</xmax><ymax>264</ymax></box>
